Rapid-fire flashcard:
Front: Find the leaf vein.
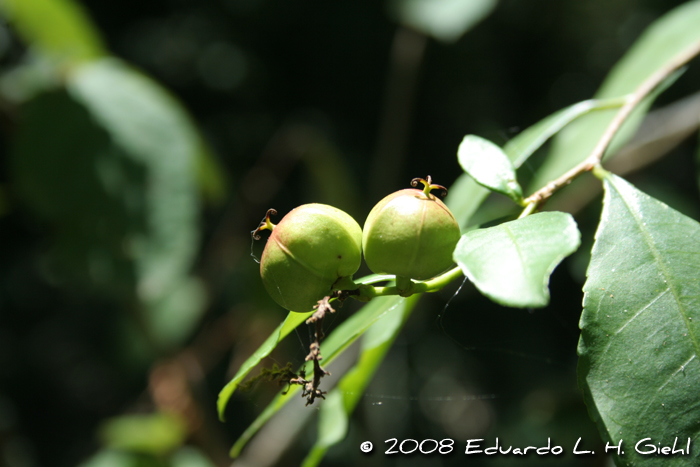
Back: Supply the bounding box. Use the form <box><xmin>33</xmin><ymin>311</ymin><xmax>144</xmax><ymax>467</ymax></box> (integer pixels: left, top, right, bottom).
<box><xmin>609</xmin><ymin>178</ymin><xmax>700</xmax><ymax>361</ymax></box>
<box><xmin>658</xmin><ymin>354</ymin><xmax>696</xmax><ymax>392</ymax></box>
<box><xmin>615</xmin><ymin>288</ymin><xmax>670</xmax><ymax>335</ymax></box>
<box><xmin>503</xmin><ymin>224</ymin><xmax>527</xmax><ymax>278</ymax></box>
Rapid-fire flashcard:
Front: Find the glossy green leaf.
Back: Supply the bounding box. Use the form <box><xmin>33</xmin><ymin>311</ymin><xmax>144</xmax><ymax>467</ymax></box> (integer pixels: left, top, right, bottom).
<box><xmin>99</xmin><ymin>412</ymin><xmax>186</xmax><ymax>455</ymax></box>
<box><xmin>453</xmin><ymin>212</ymin><xmax>580</xmax><ymax>308</ymax></box>
<box><xmin>444</xmin><ymin>173</ymin><xmax>490</xmax><ymax>232</ymax></box>
<box><xmin>532</xmin><ymin>1</ymin><xmax>700</xmax><ymax>190</ymax></box>
<box><xmin>457</xmin><ymin>135</ymin><xmax>523</xmax><ymax>204</ymax></box>
<box><xmin>0</xmin><ymin>0</ymin><xmax>105</xmax><ymax>66</ymax></box>
<box><xmin>578</xmin><ymin>173</ymin><xmax>700</xmax><ymax>466</ymax></box>
<box><xmin>217</xmin><ymin>310</ymin><xmax>313</xmax><ymax>421</ymax></box>
<box><xmin>503</xmin><ymin>97</ymin><xmax>628</xmax><ymax>168</ymax></box>
<box><xmin>389</xmin><ymin>0</ymin><xmax>497</xmax><ymax>43</ymax></box>
<box><xmin>217</xmin><ymin>273</ymin><xmax>394</xmax><ymax>421</ymax></box>
<box><xmin>302</xmin><ymin>294</ymin><xmax>419</xmax><ymax>467</ymax></box>
<box><xmin>230</xmin><ymin>295</ymin><xmax>411</xmax><ymax>458</ymax></box>
<box><xmin>302</xmin><ymin>392</ymin><xmax>346</xmax><ymax>467</ymax></box>
<box><xmin>446</xmin><ymin>97</ymin><xmax>625</xmax><ymax>230</ymax></box>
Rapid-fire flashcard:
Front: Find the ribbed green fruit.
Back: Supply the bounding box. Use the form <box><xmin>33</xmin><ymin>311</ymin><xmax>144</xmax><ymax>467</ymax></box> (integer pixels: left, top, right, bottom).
<box><xmin>362</xmin><ymin>188</ymin><xmax>460</xmax><ymax>280</ymax></box>
<box><xmin>260</xmin><ymin>204</ymin><xmax>362</xmax><ymax>312</ymax></box>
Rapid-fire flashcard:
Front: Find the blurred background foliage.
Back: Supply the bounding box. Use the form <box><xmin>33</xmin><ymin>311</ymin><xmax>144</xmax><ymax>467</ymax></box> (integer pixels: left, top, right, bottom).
<box><xmin>0</xmin><ymin>0</ymin><xmax>699</xmax><ymax>466</ymax></box>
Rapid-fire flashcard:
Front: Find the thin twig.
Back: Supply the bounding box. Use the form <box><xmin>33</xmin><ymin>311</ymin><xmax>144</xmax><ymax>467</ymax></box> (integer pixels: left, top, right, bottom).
<box><xmin>524</xmin><ymin>37</ymin><xmax>700</xmax><ymax>207</ymax></box>
<box><xmin>286</xmin><ymin>295</ymin><xmax>338</xmax><ymax>405</ymax></box>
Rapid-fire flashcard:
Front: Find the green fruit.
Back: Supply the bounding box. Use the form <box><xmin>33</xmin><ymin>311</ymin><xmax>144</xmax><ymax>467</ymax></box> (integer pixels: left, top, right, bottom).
<box><xmin>362</xmin><ymin>178</ymin><xmax>460</xmax><ymax>281</ymax></box>
<box><xmin>259</xmin><ymin>204</ymin><xmax>362</xmax><ymax>312</ymax></box>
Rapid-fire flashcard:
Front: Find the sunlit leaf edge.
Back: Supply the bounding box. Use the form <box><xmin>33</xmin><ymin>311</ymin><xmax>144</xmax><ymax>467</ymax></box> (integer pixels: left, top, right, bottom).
<box><xmin>301</xmin><ymin>294</ymin><xmax>420</xmax><ymax>467</ymax></box>
<box><xmin>457</xmin><ymin>134</ymin><xmax>523</xmax><ymax>203</ymax></box>
<box><xmin>0</xmin><ymin>0</ymin><xmax>106</xmax><ymax>66</ymax></box>
<box><xmin>453</xmin><ymin>211</ymin><xmax>581</xmax><ymax>308</ymax></box>
<box><xmin>533</xmin><ymin>0</ymin><xmax>700</xmax><ymax>189</ymax></box>
<box><xmin>578</xmin><ymin>172</ymin><xmax>700</xmax><ymax>466</ymax></box>
<box><xmin>447</xmin><ymin>96</ymin><xmax>627</xmax><ymax>231</ymax></box>
<box><xmin>229</xmin><ymin>295</ymin><xmax>409</xmax><ymax>457</ymax></box>
<box><xmin>217</xmin><ymin>274</ymin><xmax>397</xmax><ymax>421</ymax></box>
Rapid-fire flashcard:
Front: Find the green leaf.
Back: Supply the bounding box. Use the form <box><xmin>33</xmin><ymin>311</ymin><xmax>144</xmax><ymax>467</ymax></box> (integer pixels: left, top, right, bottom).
<box><xmin>0</xmin><ymin>0</ymin><xmax>106</xmax><ymax>66</ymax></box>
<box><xmin>217</xmin><ymin>310</ymin><xmax>313</xmax><ymax>421</ymax></box>
<box><xmin>302</xmin><ymin>392</ymin><xmax>346</xmax><ymax>467</ymax></box>
<box><xmin>388</xmin><ymin>0</ymin><xmax>497</xmax><ymax>43</ymax></box>
<box><xmin>99</xmin><ymin>412</ymin><xmax>187</xmax><ymax>455</ymax></box>
<box><xmin>457</xmin><ymin>135</ymin><xmax>523</xmax><ymax>204</ymax></box>
<box><xmin>301</xmin><ymin>294</ymin><xmax>419</xmax><ymax>467</ymax></box>
<box><xmin>444</xmin><ymin>173</ymin><xmax>490</xmax><ymax>232</ymax></box>
<box><xmin>503</xmin><ymin>97</ymin><xmax>628</xmax><ymax>168</ymax></box>
<box><xmin>532</xmin><ymin>1</ymin><xmax>700</xmax><ymax>190</ymax></box>
<box><xmin>446</xmin><ymin>97</ymin><xmax>624</xmax><ymax>230</ymax></box>
<box><xmin>229</xmin><ymin>295</ymin><xmax>411</xmax><ymax>458</ymax></box>
<box><xmin>453</xmin><ymin>212</ymin><xmax>580</xmax><ymax>308</ymax></box>
<box><xmin>217</xmin><ymin>273</ymin><xmax>393</xmax><ymax>421</ymax></box>
<box><xmin>578</xmin><ymin>173</ymin><xmax>700</xmax><ymax>467</ymax></box>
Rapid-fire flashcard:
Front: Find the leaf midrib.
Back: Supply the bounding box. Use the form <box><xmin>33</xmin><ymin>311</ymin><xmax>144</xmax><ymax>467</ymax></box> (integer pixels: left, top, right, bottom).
<box><xmin>504</xmin><ymin>224</ymin><xmax>528</xmax><ymax>282</ymax></box>
<box><xmin>608</xmin><ymin>177</ymin><xmax>700</xmax><ymax>361</ymax></box>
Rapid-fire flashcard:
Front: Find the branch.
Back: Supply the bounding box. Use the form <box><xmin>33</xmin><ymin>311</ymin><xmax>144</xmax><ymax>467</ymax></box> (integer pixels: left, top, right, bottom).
<box><xmin>355</xmin><ymin>266</ymin><xmax>464</xmax><ymax>300</ymax></box>
<box><xmin>524</xmin><ymin>37</ymin><xmax>700</xmax><ymax>208</ymax></box>
<box><xmin>283</xmin><ymin>295</ymin><xmax>339</xmax><ymax>405</ymax></box>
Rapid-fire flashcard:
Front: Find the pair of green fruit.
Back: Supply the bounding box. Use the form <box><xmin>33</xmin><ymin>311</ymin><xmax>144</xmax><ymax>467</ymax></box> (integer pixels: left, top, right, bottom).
<box><xmin>258</xmin><ymin>177</ymin><xmax>461</xmax><ymax>312</ymax></box>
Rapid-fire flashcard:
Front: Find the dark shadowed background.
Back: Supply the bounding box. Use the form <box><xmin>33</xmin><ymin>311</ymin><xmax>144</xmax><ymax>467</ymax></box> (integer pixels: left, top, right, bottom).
<box><xmin>1</xmin><ymin>1</ymin><xmax>699</xmax><ymax>466</ymax></box>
